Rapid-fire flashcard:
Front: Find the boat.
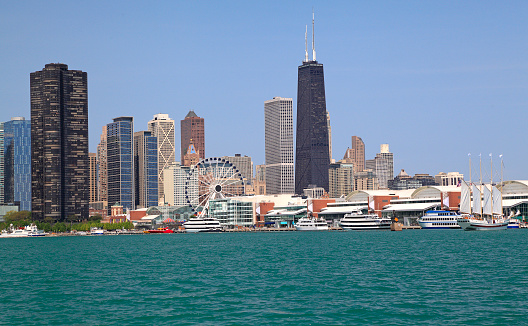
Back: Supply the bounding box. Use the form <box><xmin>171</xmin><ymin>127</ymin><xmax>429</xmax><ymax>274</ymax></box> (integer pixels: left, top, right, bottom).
<box><xmin>0</xmin><ymin>224</ymin><xmax>46</xmax><ymax>237</ymax></box>
<box><xmin>183</xmin><ymin>217</ymin><xmax>223</xmax><ymax>233</ymax></box>
<box><xmin>339</xmin><ymin>210</ymin><xmax>391</xmax><ymax>230</ymax></box>
<box><xmin>146</xmin><ymin>227</ymin><xmax>174</xmax><ymax>234</ymax></box>
<box><xmin>90</xmin><ymin>227</ymin><xmax>105</xmax><ymax>235</ymax></box>
<box><xmin>507</xmin><ymin>219</ymin><xmax>521</xmax><ymax>229</ymax></box>
<box><xmin>295</xmin><ymin>217</ymin><xmax>329</xmax><ymax>231</ymax></box>
<box><xmin>417</xmin><ymin>210</ymin><xmax>461</xmax><ymax>229</ymax></box>
<box><xmin>457</xmin><ymin>155</ymin><xmax>509</xmax><ymax>231</ymax></box>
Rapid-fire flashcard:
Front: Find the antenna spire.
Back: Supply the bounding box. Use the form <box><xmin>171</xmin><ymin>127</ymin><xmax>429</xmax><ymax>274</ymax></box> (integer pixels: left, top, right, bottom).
<box><xmin>312</xmin><ymin>9</ymin><xmax>316</xmax><ymax>61</ymax></box>
<box><xmin>305</xmin><ymin>25</ymin><xmax>309</xmax><ymax>62</ymax></box>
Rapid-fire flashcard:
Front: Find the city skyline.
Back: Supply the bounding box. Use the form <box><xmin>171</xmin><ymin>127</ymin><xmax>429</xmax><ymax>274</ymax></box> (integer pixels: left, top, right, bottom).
<box><xmin>1</xmin><ymin>1</ymin><xmax>527</xmax><ymax>180</ymax></box>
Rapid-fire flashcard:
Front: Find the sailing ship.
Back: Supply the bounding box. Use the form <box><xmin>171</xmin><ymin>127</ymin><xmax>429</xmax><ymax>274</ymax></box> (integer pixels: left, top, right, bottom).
<box><xmin>457</xmin><ymin>154</ymin><xmax>509</xmax><ymax>230</ymax></box>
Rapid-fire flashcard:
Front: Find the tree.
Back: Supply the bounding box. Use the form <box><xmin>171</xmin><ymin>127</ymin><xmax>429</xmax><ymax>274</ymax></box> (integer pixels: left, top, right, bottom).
<box><xmin>4</xmin><ymin>210</ymin><xmax>31</xmax><ymax>223</ymax></box>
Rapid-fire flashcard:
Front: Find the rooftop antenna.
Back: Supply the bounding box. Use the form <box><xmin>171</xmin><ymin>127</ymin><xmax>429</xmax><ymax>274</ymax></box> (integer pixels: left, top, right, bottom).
<box><xmin>312</xmin><ymin>9</ymin><xmax>316</xmax><ymax>61</ymax></box>
<box><xmin>305</xmin><ymin>25</ymin><xmax>309</xmax><ymax>62</ymax></box>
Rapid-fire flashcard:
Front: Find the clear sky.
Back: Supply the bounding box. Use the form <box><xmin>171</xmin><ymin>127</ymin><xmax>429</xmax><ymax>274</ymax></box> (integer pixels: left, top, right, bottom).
<box><xmin>1</xmin><ymin>1</ymin><xmax>527</xmax><ymax>181</ymax></box>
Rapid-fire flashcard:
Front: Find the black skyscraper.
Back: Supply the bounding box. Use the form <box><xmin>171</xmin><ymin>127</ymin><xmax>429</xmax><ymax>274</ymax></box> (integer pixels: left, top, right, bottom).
<box><xmin>30</xmin><ymin>63</ymin><xmax>89</xmax><ymax>221</ymax></box>
<box><xmin>295</xmin><ymin>16</ymin><xmax>330</xmax><ymax>194</ymax></box>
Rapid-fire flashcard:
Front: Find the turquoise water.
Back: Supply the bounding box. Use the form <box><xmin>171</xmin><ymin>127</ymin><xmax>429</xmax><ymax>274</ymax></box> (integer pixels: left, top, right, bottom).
<box><xmin>1</xmin><ymin>230</ymin><xmax>527</xmax><ymax>325</ymax></box>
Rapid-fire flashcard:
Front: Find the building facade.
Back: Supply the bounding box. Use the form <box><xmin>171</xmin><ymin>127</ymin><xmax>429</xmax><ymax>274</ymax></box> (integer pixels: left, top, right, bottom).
<box><xmin>344</xmin><ymin>136</ymin><xmax>365</xmax><ymax>173</ymax></box>
<box><xmin>264</xmin><ymin>97</ymin><xmax>294</xmax><ymax>194</ymax></box>
<box><xmin>89</xmin><ymin>153</ymin><xmax>97</xmax><ymax>203</ymax></box>
<box><xmin>163</xmin><ymin>161</ymin><xmax>197</xmax><ymax>207</ymax></box>
<box><xmin>133</xmin><ymin>131</ymin><xmax>158</xmax><ymax>208</ymax></box>
<box><xmin>30</xmin><ymin>63</ymin><xmax>89</xmax><ymax>221</ymax></box>
<box><xmin>96</xmin><ymin>126</ymin><xmax>108</xmax><ymax>204</ymax></box>
<box><xmin>435</xmin><ymin>172</ymin><xmax>464</xmax><ymax>186</ymax></box>
<box><xmin>329</xmin><ymin>161</ymin><xmax>354</xmax><ymax>198</ymax></box>
<box><xmin>375</xmin><ymin>144</ymin><xmax>394</xmax><ymax>189</ymax></box>
<box><xmin>222</xmin><ymin>154</ymin><xmax>253</xmax><ymax>186</ymax></box>
<box><xmin>147</xmin><ymin>114</ymin><xmax>175</xmax><ymax>202</ymax></box>
<box><xmin>180</xmin><ymin>110</ymin><xmax>205</xmax><ymax>163</ymax></box>
<box><xmin>295</xmin><ymin>56</ymin><xmax>330</xmax><ymax>193</ymax></box>
<box><xmin>0</xmin><ymin>122</ymin><xmax>3</xmax><ymax>204</ymax></box>
<box><xmin>107</xmin><ymin>117</ymin><xmax>134</xmax><ymax>212</ymax></box>
<box><xmin>254</xmin><ymin>164</ymin><xmax>267</xmax><ymax>195</ymax></box>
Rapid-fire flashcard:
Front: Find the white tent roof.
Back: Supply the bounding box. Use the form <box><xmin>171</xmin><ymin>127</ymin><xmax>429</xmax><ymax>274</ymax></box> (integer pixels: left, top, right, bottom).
<box><xmin>382</xmin><ymin>202</ymin><xmax>439</xmax><ymax>212</ymax></box>
<box><xmin>502</xmin><ymin>199</ymin><xmax>528</xmax><ymax>208</ymax></box>
<box><xmin>140</xmin><ymin>214</ymin><xmax>160</xmax><ymax>220</ymax></box>
<box><xmin>319</xmin><ymin>205</ymin><xmax>367</xmax><ymax>215</ymax></box>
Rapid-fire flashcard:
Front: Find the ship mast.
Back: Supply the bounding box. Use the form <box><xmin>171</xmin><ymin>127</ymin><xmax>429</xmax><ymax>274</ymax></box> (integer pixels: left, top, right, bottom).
<box><xmin>490</xmin><ymin>153</ymin><xmax>493</xmax><ymax>219</ymax></box>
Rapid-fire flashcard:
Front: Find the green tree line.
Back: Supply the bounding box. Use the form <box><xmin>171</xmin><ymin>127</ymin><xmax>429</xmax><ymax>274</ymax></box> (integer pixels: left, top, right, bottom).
<box><xmin>0</xmin><ymin>211</ymin><xmax>134</xmax><ymax>233</ymax></box>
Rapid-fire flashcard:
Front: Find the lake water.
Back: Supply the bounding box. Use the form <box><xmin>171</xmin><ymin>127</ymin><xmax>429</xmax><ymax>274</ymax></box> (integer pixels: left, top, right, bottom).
<box><xmin>1</xmin><ymin>230</ymin><xmax>527</xmax><ymax>325</ymax></box>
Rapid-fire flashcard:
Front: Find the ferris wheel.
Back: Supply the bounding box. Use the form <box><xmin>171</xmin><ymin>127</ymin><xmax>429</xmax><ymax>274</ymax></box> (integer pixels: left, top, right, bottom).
<box><xmin>185</xmin><ymin>157</ymin><xmax>246</xmax><ymax>218</ymax></box>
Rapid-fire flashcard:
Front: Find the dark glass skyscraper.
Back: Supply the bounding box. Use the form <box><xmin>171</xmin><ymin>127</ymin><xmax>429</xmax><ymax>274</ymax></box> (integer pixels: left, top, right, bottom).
<box><xmin>134</xmin><ymin>130</ymin><xmax>158</xmax><ymax>208</ymax></box>
<box><xmin>295</xmin><ymin>18</ymin><xmax>330</xmax><ymax>194</ymax></box>
<box><xmin>107</xmin><ymin>117</ymin><xmax>134</xmax><ymax>212</ymax></box>
<box><xmin>31</xmin><ymin>63</ymin><xmax>88</xmax><ymax>221</ymax></box>
<box><xmin>4</xmin><ymin>117</ymin><xmax>31</xmax><ymax>211</ymax></box>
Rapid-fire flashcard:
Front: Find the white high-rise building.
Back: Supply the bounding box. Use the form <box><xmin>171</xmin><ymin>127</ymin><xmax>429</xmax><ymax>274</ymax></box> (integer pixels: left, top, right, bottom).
<box><xmin>163</xmin><ymin>162</ymin><xmax>197</xmax><ymax>207</ymax></box>
<box><xmin>148</xmin><ymin>114</ymin><xmax>176</xmax><ymax>203</ymax></box>
<box><xmin>264</xmin><ymin>97</ymin><xmax>294</xmax><ymax>194</ymax></box>
<box><xmin>375</xmin><ymin>144</ymin><xmax>394</xmax><ymax>189</ymax></box>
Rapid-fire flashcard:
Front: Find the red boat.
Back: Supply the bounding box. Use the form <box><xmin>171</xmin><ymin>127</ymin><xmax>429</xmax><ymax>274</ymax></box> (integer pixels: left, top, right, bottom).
<box><xmin>146</xmin><ymin>227</ymin><xmax>174</xmax><ymax>234</ymax></box>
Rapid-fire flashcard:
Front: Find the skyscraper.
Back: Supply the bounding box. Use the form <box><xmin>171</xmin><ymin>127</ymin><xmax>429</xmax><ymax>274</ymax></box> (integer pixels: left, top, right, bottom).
<box><xmin>222</xmin><ymin>154</ymin><xmax>254</xmax><ymax>185</ymax></box>
<box><xmin>107</xmin><ymin>117</ymin><xmax>134</xmax><ymax>212</ymax></box>
<box><xmin>344</xmin><ymin>136</ymin><xmax>365</xmax><ymax>173</ymax></box>
<box><xmin>133</xmin><ymin>131</ymin><xmax>158</xmax><ymax>208</ymax></box>
<box><xmin>97</xmin><ymin>126</ymin><xmax>108</xmax><ymax>204</ymax></box>
<box><xmin>0</xmin><ymin>122</ymin><xmax>4</xmax><ymax>204</ymax></box>
<box><xmin>89</xmin><ymin>153</ymin><xmax>97</xmax><ymax>203</ymax></box>
<box><xmin>3</xmin><ymin>117</ymin><xmax>32</xmax><ymax>210</ymax></box>
<box><xmin>328</xmin><ymin>161</ymin><xmax>354</xmax><ymax>198</ymax></box>
<box><xmin>264</xmin><ymin>97</ymin><xmax>294</xmax><ymax>194</ymax></box>
<box><xmin>30</xmin><ymin>63</ymin><xmax>88</xmax><ymax>221</ymax></box>
<box><xmin>295</xmin><ymin>14</ymin><xmax>330</xmax><ymax>194</ymax></box>
<box><xmin>375</xmin><ymin>144</ymin><xmax>394</xmax><ymax>189</ymax></box>
<box><xmin>147</xmin><ymin>114</ymin><xmax>175</xmax><ymax>202</ymax></box>
<box><xmin>181</xmin><ymin>110</ymin><xmax>205</xmax><ymax>163</ymax></box>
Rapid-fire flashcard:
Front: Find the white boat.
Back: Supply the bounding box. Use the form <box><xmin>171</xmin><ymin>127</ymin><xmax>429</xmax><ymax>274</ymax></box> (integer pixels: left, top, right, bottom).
<box><xmin>90</xmin><ymin>227</ymin><xmax>105</xmax><ymax>235</ymax></box>
<box><xmin>295</xmin><ymin>217</ymin><xmax>329</xmax><ymax>231</ymax></box>
<box><xmin>457</xmin><ymin>155</ymin><xmax>509</xmax><ymax>231</ymax></box>
<box><xmin>183</xmin><ymin>218</ymin><xmax>223</xmax><ymax>233</ymax></box>
<box><xmin>507</xmin><ymin>219</ymin><xmax>520</xmax><ymax>229</ymax></box>
<box><xmin>417</xmin><ymin>210</ymin><xmax>461</xmax><ymax>229</ymax></box>
<box><xmin>457</xmin><ymin>216</ymin><xmax>509</xmax><ymax>231</ymax></box>
<box><xmin>339</xmin><ymin>210</ymin><xmax>391</xmax><ymax>230</ymax></box>
<box><xmin>0</xmin><ymin>224</ymin><xmax>46</xmax><ymax>237</ymax></box>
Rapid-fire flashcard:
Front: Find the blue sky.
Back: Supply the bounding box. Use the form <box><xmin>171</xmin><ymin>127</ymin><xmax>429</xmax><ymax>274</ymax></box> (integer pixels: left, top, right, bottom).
<box><xmin>1</xmin><ymin>1</ymin><xmax>527</xmax><ymax>181</ymax></box>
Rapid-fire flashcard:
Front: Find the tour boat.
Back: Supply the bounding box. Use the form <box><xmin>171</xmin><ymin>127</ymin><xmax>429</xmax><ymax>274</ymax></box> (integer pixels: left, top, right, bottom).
<box><xmin>183</xmin><ymin>218</ymin><xmax>223</xmax><ymax>233</ymax></box>
<box><xmin>339</xmin><ymin>210</ymin><xmax>391</xmax><ymax>230</ymax></box>
<box><xmin>417</xmin><ymin>210</ymin><xmax>461</xmax><ymax>229</ymax></box>
<box><xmin>0</xmin><ymin>224</ymin><xmax>46</xmax><ymax>237</ymax></box>
<box><xmin>147</xmin><ymin>227</ymin><xmax>174</xmax><ymax>234</ymax></box>
<box><xmin>90</xmin><ymin>227</ymin><xmax>105</xmax><ymax>235</ymax></box>
<box><xmin>294</xmin><ymin>217</ymin><xmax>329</xmax><ymax>231</ymax></box>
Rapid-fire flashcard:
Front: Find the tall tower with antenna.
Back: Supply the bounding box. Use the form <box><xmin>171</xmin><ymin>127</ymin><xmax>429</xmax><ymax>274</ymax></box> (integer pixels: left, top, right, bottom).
<box><xmin>295</xmin><ymin>10</ymin><xmax>330</xmax><ymax>194</ymax></box>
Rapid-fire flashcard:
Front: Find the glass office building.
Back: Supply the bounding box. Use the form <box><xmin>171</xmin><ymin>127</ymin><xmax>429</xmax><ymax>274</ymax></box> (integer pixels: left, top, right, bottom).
<box><xmin>107</xmin><ymin>117</ymin><xmax>134</xmax><ymax>212</ymax></box>
<box><xmin>3</xmin><ymin>117</ymin><xmax>31</xmax><ymax>210</ymax></box>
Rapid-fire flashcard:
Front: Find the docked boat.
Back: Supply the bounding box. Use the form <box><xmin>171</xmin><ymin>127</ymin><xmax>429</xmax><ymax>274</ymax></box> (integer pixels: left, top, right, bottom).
<box><xmin>507</xmin><ymin>219</ymin><xmax>520</xmax><ymax>229</ymax></box>
<box><xmin>339</xmin><ymin>210</ymin><xmax>391</xmax><ymax>230</ymax></box>
<box><xmin>417</xmin><ymin>210</ymin><xmax>461</xmax><ymax>229</ymax></box>
<box><xmin>183</xmin><ymin>218</ymin><xmax>223</xmax><ymax>233</ymax></box>
<box><xmin>295</xmin><ymin>217</ymin><xmax>329</xmax><ymax>231</ymax></box>
<box><xmin>90</xmin><ymin>227</ymin><xmax>105</xmax><ymax>235</ymax></box>
<box><xmin>0</xmin><ymin>224</ymin><xmax>46</xmax><ymax>237</ymax></box>
<box><xmin>456</xmin><ymin>156</ymin><xmax>509</xmax><ymax>231</ymax></box>
<box><xmin>146</xmin><ymin>227</ymin><xmax>174</xmax><ymax>234</ymax></box>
